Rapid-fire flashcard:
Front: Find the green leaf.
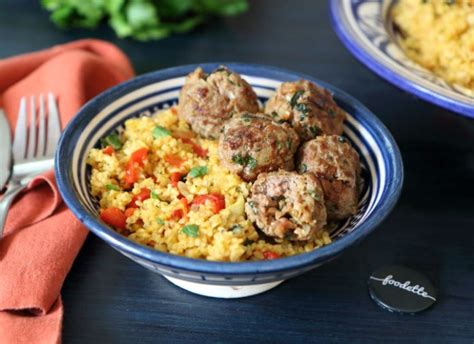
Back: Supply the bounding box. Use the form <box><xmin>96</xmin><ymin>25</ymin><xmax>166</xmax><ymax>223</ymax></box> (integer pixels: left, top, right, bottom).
<box><xmin>246</xmin><ymin>156</ymin><xmax>257</xmax><ymax>170</ymax></box>
<box><xmin>156</xmin><ymin>218</ymin><xmax>165</xmax><ymax>225</ymax></box>
<box><xmin>232</xmin><ymin>154</ymin><xmax>257</xmax><ymax>170</ymax></box>
<box><xmin>152</xmin><ymin>126</ymin><xmax>171</xmax><ymax>139</ymax></box>
<box><xmin>187</xmin><ymin>166</ymin><xmax>208</xmax><ymax>178</ymax></box>
<box><xmin>101</xmin><ymin>133</ymin><xmax>122</xmax><ymax>149</ymax></box>
<box><xmin>182</xmin><ymin>224</ymin><xmax>199</xmax><ymax>238</ymax></box>
<box><xmin>151</xmin><ymin>190</ymin><xmax>160</xmax><ymax>199</ymax></box>
<box><xmin>125</xmin><ymin>0</ymin><xmax>159</xmax><ymax>29</ymax></box>
<box><xmin>290</xmin><ymin>90</ymin><xmax>304</xmax><ymax>108</ymax></box>
<box><xmin>106</xmin><ymin>183</ymin><xmax>119</xmax><ymax>191</ymax></box>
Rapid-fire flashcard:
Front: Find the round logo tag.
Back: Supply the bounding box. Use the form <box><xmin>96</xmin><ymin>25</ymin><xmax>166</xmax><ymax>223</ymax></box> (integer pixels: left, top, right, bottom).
<box><xmin>368</xmin><ymin>265</ymin><xmax>437</xmax><ymax>314</ymax></box>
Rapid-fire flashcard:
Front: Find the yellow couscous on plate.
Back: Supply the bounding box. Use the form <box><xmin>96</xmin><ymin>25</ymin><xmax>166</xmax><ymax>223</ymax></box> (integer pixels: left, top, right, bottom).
<box><xmin>87</xmin><ymin>107</ymin><xmax>331</xmax><ymax>262</ymax></box>
<box><xmin>392</xmin><ymin>0</ymin><xmax>474</xmax><ymax>94</ymax></box>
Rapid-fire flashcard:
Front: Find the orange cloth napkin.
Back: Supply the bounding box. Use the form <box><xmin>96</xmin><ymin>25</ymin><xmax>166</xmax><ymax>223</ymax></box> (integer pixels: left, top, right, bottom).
<box><xmin>0</xmin><ymin>39</ymin><xmax>134</xmax><ymax>344</ymax></box>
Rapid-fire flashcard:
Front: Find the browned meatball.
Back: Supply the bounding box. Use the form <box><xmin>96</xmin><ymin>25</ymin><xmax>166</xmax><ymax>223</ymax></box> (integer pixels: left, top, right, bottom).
<box><xmin>218</xmin><ymin>113</ymin><xmax>300</xmax><ymax>181</ymax></box>
<box><xmin>297</xmin><ymin>135</ymin><xmax>361</xmax><ymax>220</ymax></box>
<box><xmin>265</xmin><ymin>80</ymin><xmax>346</xmax><ymax>141</ymax></box>
<box><xmin>245</xmin><ymin>171</ymin><xmax>327</xmax><ymax>241</ymax></box>
<box><xmin>178</xmin><ymin>66</ymin><xmax>259</xmax><ymax>139</ymax></box>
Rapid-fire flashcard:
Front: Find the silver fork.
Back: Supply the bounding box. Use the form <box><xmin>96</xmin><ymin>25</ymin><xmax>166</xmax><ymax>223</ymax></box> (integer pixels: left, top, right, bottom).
<box><xmin>0</xmin><ymin>94</ymin><xmax>61</xmax><ymax>237</ymax></box>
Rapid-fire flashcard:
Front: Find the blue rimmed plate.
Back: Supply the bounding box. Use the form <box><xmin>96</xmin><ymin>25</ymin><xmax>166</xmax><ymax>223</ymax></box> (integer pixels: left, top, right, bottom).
<box><xmin>330</xmin><ymin>0</ymin><xmax>474</xmax><ymax>119</ymax></box>
<box><xmin>55</xmin><ymin>63</ymin><xmax>403</xmax><ymax>298</ymax></box>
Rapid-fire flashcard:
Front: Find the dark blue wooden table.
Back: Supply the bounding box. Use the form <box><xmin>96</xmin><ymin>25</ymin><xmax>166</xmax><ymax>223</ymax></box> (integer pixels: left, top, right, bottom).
<box><xmin>1</xmin><ymin>1</ymin><xmax>473</xmax><ymax>343</ymax></box>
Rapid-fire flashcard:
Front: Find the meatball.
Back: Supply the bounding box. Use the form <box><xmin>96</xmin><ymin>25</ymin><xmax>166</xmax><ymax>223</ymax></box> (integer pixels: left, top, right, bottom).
<box><xmin>297</xmin><ymin>135</ymin><xmax>361</xmax><ymax>220</ymax></box>
<box><xmin>245</xmin><ymin>171</ymin><xmax>327</xmax><ymax>241</ymax></box>
<box><xmin>178</xmin><ymin>66</ymin><xmax>259</xmax><ymax>139</ymax></box>
<box><xmin>218</xmin><ymin>113</ymin><xmax>300</xmax><ymax>181</ymax></box>
<box><xmin>265</xmin><ymin>80</ymin><xmax>346</xmax><ymax>141</ymax></box>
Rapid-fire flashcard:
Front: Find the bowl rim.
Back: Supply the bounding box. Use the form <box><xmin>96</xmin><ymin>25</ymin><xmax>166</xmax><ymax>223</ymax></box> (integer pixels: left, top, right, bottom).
<box><xmin>55</xmin><ymin>62</ymin><xmax>404</xmax><ymax>275</ymax></box>
<box><xmin>329</xmin><ymin>0</ymin><xmax>474</xmax><ymax>119</ymax></box>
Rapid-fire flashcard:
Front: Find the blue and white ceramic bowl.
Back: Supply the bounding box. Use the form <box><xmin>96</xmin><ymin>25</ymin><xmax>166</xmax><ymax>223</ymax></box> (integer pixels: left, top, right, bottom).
<box><xmin>330</xmin><ymin>0</ymin><xmax>474</xmax><ymax>119</ymax></box>
<box><xmin>55</xmin><ymin>63</ymin><xmax>403</xmax><ymax>298</ymax></box>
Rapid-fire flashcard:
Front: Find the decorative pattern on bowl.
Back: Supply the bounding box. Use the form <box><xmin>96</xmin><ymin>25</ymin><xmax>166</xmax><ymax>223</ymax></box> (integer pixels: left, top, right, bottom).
<box><xmin>55</xmin><ymin>63</ymin><xmax>403</xmax><ymax>298</ymax></box>
<box><xmin>330</xmin><ymin>0</ymin><xmax>474</xmax><ymax>118</ymax></box>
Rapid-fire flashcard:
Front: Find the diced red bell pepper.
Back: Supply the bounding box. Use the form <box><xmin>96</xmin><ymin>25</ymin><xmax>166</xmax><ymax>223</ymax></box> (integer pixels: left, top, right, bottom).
<box><xmin>103</xmin><ymin>146</ymin><xmax>114</xmax><ymax>155</ymax></box>
<box><xmin>130</xmin><ymin>148</ymin><xmax>149</xmax><ymax>167</ymax></box>
<box><xmin>179</xmin><ymin>137</ymin><xmax>208</xmax><ymax>158</ymax></box>
<box><xmin>128</xmin><ymin>188</ymin><xmax>151</xmax><ymax>208</ymax></box>
<box><xmin>170</xmin><ymin>172</ymin><xmax>183</xmax><ymax>187</ymax></box>
<box><xmin>192</xmin><ymin>193</ymin><xmax>225</xmax><ymax>214</ymax></box>
<box><xmin>165</xmin><ymin>154</ymin><xmax>186</xmax><ymax>167</ymax></box>
<box><xmin>124</xmin><ymin>207</ymin><xmax>136</xmax><ymax>218</ymax></box>
<box><xmin>124</xmin><ymin>163</ymin><xmax>139</xmax><ymax>187</ymax></box>
<box><xmin>169</xmin><ymin>209</ymin><xmax>183</xmax><ymax>220</ymax></box>
<box><xmin>263</xmin><ymin>251</ymin><xmax>280</xmax><ymax>260</ymax></box>
<box><xmin>100</xmin><ymin>207</ymin><xmax>127</xmax><ymax>230</ymax></box>
<box><xmin>123</xmin><ymin>148</ymin><xmax>149</xmax><ymax>187</ymax></box>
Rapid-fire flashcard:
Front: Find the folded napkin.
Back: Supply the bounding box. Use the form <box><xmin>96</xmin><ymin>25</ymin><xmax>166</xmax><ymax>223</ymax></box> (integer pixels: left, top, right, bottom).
<box><xmin>0</xmin><ymin>39</ymin><xmax>134</xmax><ymax>344</ymax></box>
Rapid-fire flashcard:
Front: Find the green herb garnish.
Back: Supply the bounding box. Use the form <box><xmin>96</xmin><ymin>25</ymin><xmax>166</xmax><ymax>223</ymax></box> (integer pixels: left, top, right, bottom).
<box><xmin>151</xmin><ymin>190</ymin><xmax>160</xmax><ymax>200</ymax></box>
<box><xmin>299</xmin><ymin>163</ymin><xmax>308</xmax><ymax>173</ymax></box>
<box><xmin>182</xmin><ymin>224</ymin><xmax>199</xmax><ymax>238</ymax></box>
<box><xmin>290</xmin><ymin>90</ymin><xmax>304</xmax><ymax>108</ymax></box>
<box><xmin>246</xmin><ymin>156</ymin><xmax>257</xmax><ymax>170</ymax></box>
<box><xmin>232</xmin><ymin>154</ymin><xmax>257</xmax><ymax>170</ymax></box>
<box><xmin>106</xmin><ymin>183</ymin><xmax>119</xmax><ymax>191</ymax></box>
<box><xmin>152</xmin><ymin>126</ymin><xmax>171</xmax><ymax>139</ymax></box>
<box><xmin>295</xmin><ymin>103</ymin><xmax>310</xmax><ymax>115</ymax></box>
<box><xmin>309</xmin><ymin>126</ymin><xmax>322</xmax><ymax>136</ymax></box>
<box><xmin>187</xmin><ymin>165</ymin><xmax>208</xmax><ymax>178</ymax></box>
<box><xmin>271</xmin><ymin>111</ymin><xmax>278</xmax><ymax>118</ymax></box>
<box><xmin>101</xmin><ymin>133</ymin><xmax>122</xmax><ymax>149</ymax></box>
<box><xmin>157</xmin><ymin>218</ymin><xmax>165</xmax><ymax>225</ymax></box>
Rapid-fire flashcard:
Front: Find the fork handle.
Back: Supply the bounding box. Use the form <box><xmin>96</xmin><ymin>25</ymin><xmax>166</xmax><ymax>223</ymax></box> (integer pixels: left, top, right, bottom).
<box><xmin>0</xmin><ymin>183</ymin><xmax>28</xmax><ymax>238</ymax></box>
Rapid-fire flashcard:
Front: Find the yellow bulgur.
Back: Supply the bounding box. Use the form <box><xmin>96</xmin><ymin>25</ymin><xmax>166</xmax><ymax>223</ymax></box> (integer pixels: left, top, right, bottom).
<box><xmin>87</xmin><ymin>108</ymin><xmax>331</xmax><ymax>262</ymax></box>
<box><xmin>392</xmin><ymin>0</ymin><xmax>474</xmax><ymax>94</ymax></box>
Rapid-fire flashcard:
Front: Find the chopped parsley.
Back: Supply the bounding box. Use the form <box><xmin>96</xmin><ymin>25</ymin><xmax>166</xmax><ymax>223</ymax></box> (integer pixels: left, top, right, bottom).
<box><xmin>187</xmin><ymin>165</ymin><xmax>208</xmax><ymax>178</ymax></box>
<box><xmin>151</xmin><ymin>190</ymin><xmax>160</xmax><ymax>200</ymax></box>
<box><xmin>271</xmin><ymin>111</ymin><xmax>278</xmax><ymax>118</ymax></box>
<box><xmin>105</xmin><ymin>183</ymin><xmax>119</xmax><ymax>191</ymax></box>
<box><xmin>246</xmin><ymin>156</ymin><xmax>257</xmax><ymax>170</ymax></box>
<box><xmin>299</xmin><ymin>163</ymin><xmax>308</xmax><ymax>173</ymax></box>
<box><xmin>152</xmin><ymin>126</ymin><xmax>171</xmax><ymax>139</ymax></box>
<box><xmin>156</xmin><ymin>218</ymin><xmax>165</xmax><ymax>225</ymax></box>
<box><xmin>101</xmin><ymin>133</ymin><xmax>122</xmax><ymax>149</ymax></box>
<box><xmin>276</xmin><ymin>140</ymin><xmax>283</xmax><ymax>150</ymax></box>
<box><xmin>309</xmin><ymin>126</ymin><xmax>322</xmax><ymax>136</ymax></box>
<box><xmin>290</xmin><ymin>90</ymin><xmax>304</xmax><ymax>108</ymax></box>
<box><xmin>182</xmin><ymin>224</ymin><xmax>199</xmax><ymax>238</ymax></box>
<box><xmin>232</xmin><ymin>154</ymin><xmax>257</xmax><ymax>170</ymax></box>
<box><xmin>295</xmin><ymin>103</ymin><xmax>310</xmax><ymax>115</ymax></box>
